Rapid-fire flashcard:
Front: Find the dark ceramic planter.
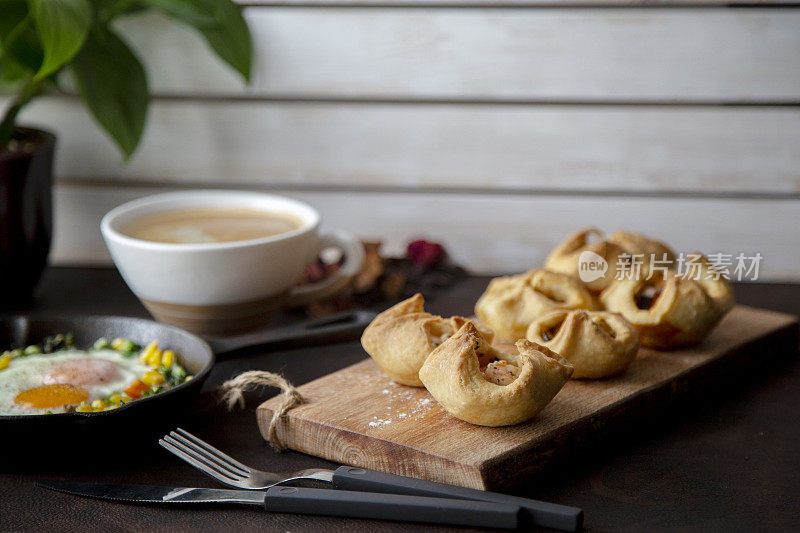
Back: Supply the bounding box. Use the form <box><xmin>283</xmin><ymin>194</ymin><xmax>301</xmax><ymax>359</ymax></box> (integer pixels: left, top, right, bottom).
<box><xmin>0</xmin><ymin>127</ymin><xmax>55</xmax><ymax>307</ymax></box>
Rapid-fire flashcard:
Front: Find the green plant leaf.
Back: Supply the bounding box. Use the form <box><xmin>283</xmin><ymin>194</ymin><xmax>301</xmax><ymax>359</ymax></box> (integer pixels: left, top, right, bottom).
<box><xmin>27</xmin><ymin>0</ymin><xmax>91</xmax><ymax>80</ymax></box>
<box><xmin>95</xmin><ymin>0</ymin><xmax>147</xmax><ymax>22</ymax></box>
<box><xmin>134</xmin><ymin>0</ymin><xmax>216</xmax><ymax>26</ymax></box>
<box><xmin>0</xmin><ymin>0</ymin><xmax>28</xmax><ymax>39</ymax></box>
<box><xmin>1</xmin><ymin>29</ymin><xmax>44</xmax><ymax>76</ymax></box>
<box><xmin>1</xmin><ymin>1</ymin><xmax>44</xmax><ymax>75</ymax></box>
<box><xmin>70</xmin><ymin>27</ymin><xmax>148</xmax><ymax>159</ymax></box>
<box><xmin>0</xmin><ymin>55</ymin><xmax>28</xmax><ymax>91</ymax></box>
<box><xmin>140</xmin><ymin>0</ymin><xmax>252</xmax><ymax>82</ymax></box>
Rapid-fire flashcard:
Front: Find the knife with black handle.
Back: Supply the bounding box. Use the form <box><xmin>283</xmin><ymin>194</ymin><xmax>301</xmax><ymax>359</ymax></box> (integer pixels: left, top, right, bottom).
<box><xmin>330</xmin><ymin>466</ymin><xmax>583</xmax><ymax>532</ymax></box>
<box><xmin>37</xmin><ymin>480</ymin><xmax>520</xmax><ymax>529</ymax></box>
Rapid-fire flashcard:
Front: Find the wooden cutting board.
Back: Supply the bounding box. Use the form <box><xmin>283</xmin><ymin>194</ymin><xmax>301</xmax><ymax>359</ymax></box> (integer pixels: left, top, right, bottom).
<box><xmin>258</xmin><ymin>305</ymin><xmax>798</xmax><ymax>490</ymax></box>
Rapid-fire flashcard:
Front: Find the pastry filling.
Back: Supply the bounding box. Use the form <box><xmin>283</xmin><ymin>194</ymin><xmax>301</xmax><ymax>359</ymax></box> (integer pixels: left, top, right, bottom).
<box><xmin>634</xmin><ymin>283</ymin><xmax>663</xmax><ymax>310</ymax></box>
<box><xmin>477</xmin><ymin>352</ymin><xmax>520</xmax><ymax>386</ymax></box>
<box><xmin>482</xmin><ymin>360</ymin><xmax>521</xmax><ymax>386</ymax></box>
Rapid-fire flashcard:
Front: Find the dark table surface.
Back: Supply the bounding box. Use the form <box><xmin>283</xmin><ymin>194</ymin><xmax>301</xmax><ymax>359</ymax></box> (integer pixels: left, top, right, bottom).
<box><xmin>1</xmin><ymin>267</ymin><xmax>799</xmax><ymax>532</ymax></box>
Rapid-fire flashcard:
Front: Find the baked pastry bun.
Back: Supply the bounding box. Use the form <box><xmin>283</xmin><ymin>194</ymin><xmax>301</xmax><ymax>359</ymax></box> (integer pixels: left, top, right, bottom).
<box><xmin>475</xmin><ymin>269</ymin><xmax>596</xmax><ymax>341</ymax></box>
<box><xmin>545</xmin><ymin>228</ymin><xmax>628</xmax><ymax>292</ymax></box>
<box><xmin>600</xmin><ymin>255</ymin><xmax>734</xmax><ymax>349</ymax></box>
<box><xmin>526</xmin><ymin>310</ymin><xmax>639</xmax><ymax>378</ymax></box>
<box><xmin>361</xmin><ymin>294</ymin><xmax>490</xmax><ymax>387</ymax></box>
<box><xmin>418</xmin><ymin>322</ymin><xmax>573</xmax><ymax>426</ymax></box>
<box><xmin>545</xmin><ymin>228</ymin><xmax>677</xmax><ymax>292</ymax></box>
<box><xmin>606</xmin><ymin>230</ymin><xmax>676</xmax><ymax>266</ymax></box>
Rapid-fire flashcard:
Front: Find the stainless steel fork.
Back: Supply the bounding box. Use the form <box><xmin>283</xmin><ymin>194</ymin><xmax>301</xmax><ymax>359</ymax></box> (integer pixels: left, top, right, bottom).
<box><xmin>160</xmin><ymin>428</ymin><xmax>334</xmax><ymax>489</ymax></box>
<box><xmin>159</xmin><ymin>428</ymin><xmax>583</xmax><ymax>532</ymax></box>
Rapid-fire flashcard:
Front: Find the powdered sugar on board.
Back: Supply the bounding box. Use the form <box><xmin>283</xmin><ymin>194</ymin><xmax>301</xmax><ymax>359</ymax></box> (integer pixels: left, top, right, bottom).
<box><xmin>322</xmin><ymin>362</ymin><xmax>438</xmax><ymax>430</ymax></box>
<box><xmin>366</xmin><ymin>387</ymin><xmax>436</xmax><ymax>428</ymax></box>
<box><xmin>363</xmin><ymin>382</ymin><xmax>437</xmax><ymax>429</ymax></box>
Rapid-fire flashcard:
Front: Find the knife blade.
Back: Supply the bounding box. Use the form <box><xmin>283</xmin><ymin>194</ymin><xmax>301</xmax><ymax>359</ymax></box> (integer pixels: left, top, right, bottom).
<box><xmin>37</xmin><ymin>480</ymin><xmax>521</xmax><ymax>529</ymax></box>
<box><xmin>37</xmin><ymin>480</ymin><xmax>266</xmax><ymax>505</ymax></box>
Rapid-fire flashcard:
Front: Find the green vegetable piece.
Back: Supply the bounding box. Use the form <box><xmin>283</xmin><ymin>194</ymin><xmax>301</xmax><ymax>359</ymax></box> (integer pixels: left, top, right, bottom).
<box><xmin>93</xmin><ymin>337</ymin><xmax>111</xmax><ymax>350</ymax></box>
<box><xmin>41</xmin><ymin>333</ymin><xmax>75</xmax><ymax>353</ymax></box>
<box><xmin>168</xmin><ymin>364</ymin><xmax>187</xmax><ymax>386</ymax></box>
<box><xmin>23</xmin><ymin>345</ymin><xmax>42</xmax><ymax>355</ymax></box>
<box><xmin>141</xmin><ymin>385</ymin><xmax>163</xmax><ymax>398</ymax></box>
<box><xmin>117</xmin><ymin>339</ymin><xmax>140</xmax><ymax>356</ymax></box>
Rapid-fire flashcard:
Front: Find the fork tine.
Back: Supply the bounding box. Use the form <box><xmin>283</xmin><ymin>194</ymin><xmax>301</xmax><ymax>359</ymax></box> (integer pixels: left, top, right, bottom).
<box><xmin>159</xmin><ymin>438</ymin><xmax>246</xmax><ymax>487</ymax></box>
<box><xmin>161</xmin><ymin>435</ymin><xmax>248</xmax><ymax>482</ymax></box>
<box><xmin>174</xmin><ymin>428</ymin><xmax>252</xmax><ymax>474</ymax></box>
<box><xmin>161</xmin><ymin>436</ymin><xmax>246</xmax><ymax>481</ymax></box>
<box><xmin>167</xmin><ymin>432</ymin><xmax>251</xmax><ymax>477</ymax></box>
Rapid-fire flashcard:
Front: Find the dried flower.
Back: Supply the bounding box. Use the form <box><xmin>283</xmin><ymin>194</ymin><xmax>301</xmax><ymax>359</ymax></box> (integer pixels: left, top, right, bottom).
<box><xmin>407</xmin><ymin>240</ymin><xmax>446</xmax><ymax>267</ymax></box>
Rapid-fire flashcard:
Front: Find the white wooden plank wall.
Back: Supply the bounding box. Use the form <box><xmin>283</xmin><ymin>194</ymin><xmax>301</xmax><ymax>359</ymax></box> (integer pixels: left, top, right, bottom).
<box><xmin>112</xmin><ymin>10</ymin><xmax>800</xmax><ymax>100</ymax></box>
<box><xmin>54</xmin><ymin>185</ymin><xmax>800</xmax><ymax>278</ymax></box>
<box><xmin>21</xmin><ymin>99</ymin><xmax>800</xmax><ymax>193</ymax></box>
<box><xmin>7</xmin><ymin>3</ymin><xmax>799</xmax><ymax>278</ymax></box>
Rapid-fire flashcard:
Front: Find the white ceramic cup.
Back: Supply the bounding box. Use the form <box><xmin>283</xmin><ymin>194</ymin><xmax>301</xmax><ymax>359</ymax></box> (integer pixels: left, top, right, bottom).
<box><xmin>101</xmin><ymin>190</ymin><xmax>364</xmax><ymax>335</ymax></box>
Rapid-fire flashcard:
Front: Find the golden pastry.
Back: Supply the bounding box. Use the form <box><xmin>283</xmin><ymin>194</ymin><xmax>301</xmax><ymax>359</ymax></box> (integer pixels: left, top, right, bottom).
<box><xmin>607</xmin><ymin>230</ymin><xmax>676</xmax><ymax>265</ymax></box>
<box><xmin>474</xmin><ymin>269</ymin><xmax>596</xmax><ymax>341</ymax></box>
<box><xmin>545</xmin><ymin>228</ymin><xmax>677</xmax><ymax>292</ymax></box>
<box><xmin>600</xmin><ymin>255</ymin><xmax>735</xmax><ymax>349</ymax></box>
<box><xmin>544</xmin><ymin>228</ymin><xmax>628</xmax><ymax>292</ymax></box>
<box><xmin>526</xmin><ymin>310</ymin><xmax>639</xmax><ymax>378</ymax></box>
<box><xmin>418</xmin><ymin>322</ymin><xmax>573</xmax><ymax>427</ymax></box>
<box><xmin>361</xmin><ymin>294</ymin><xmax>490</xmax><ymax>387</ymax></box>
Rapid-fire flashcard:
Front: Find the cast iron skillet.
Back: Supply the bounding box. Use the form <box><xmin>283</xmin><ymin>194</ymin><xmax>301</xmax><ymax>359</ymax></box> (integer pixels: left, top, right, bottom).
<box><xmin>0</xmin><ymin>310</ymin><xmax>374</xmax><ymax>449</ymax></box>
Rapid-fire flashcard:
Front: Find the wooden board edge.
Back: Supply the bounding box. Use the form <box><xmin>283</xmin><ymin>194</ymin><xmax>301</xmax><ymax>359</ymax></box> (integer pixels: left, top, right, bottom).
<box><xmin>477</xmin><ymin>316</ymin><xmax>799</xmax><ymax>489</ymax></box>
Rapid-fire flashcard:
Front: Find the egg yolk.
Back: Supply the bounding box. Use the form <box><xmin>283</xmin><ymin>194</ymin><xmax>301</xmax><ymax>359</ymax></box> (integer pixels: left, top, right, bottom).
<box><xmin>14</xmin><ymin>384</ymin><xmax>89</xmax><ymax>409</ymax></box>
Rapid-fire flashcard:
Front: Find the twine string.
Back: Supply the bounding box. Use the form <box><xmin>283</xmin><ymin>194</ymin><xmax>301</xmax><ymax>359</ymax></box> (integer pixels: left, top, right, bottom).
<box><xmin>219</xmin><ymin>370</ymin><xmax>304</xmax><ymax>451</ymax></box>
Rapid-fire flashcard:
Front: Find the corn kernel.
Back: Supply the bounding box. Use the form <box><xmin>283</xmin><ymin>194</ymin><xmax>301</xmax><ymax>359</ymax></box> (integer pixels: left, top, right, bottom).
<box><xmin>185</xmin><ymin>375</ymin><xmax>193</xmax><ymax>381</ymax></box>
<box><xmin>0</xmin><ymin>353</ymin><xmax>11</xmax><ymax>370</ymax></box>
<box><xmin>139</xmin><ymin>340</ymin><xmax>159</xmax><ymax>363</ymax></box>
<box><xmin>161</xmin><ymin>350</ymin><xmax>175</xmax><ymax>368</ymax></box>
<box><xmin>91</xmin><ymin>399</ymin><xmax>106</xmax><ymax>410</ymax></box>
<box><xmin>142</xmin><ymin>370</ymin><xmax>164</xmax><ymax>386</ymax></box>
<box><xmin>147</xmin><ymin>349</ymin><xmax>162</xmax><ymax>367</ymax></box>
<box><xmin>76</xmin><ymin>403</ymin><xmax>93</xmax><ymax>413</ymax></box>
<box><xmin>109</xmin><ymin>394</ymin><xmax>123</xmax><ymax>404</ymax></box>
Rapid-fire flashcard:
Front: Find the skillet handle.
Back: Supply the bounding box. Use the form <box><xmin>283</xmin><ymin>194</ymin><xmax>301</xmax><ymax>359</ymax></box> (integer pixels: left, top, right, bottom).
<box><xmin>207</xmin><ymin>310</ymin><xmax>376</xmax><ymax>357</ymax></box>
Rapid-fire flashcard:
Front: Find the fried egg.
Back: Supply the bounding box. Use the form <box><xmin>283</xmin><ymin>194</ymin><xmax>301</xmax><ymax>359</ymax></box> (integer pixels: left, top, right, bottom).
<box><xmin>0</xmin><ymin>349</ymin><xmax>150</xmax><ymax>415</ymax></box>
